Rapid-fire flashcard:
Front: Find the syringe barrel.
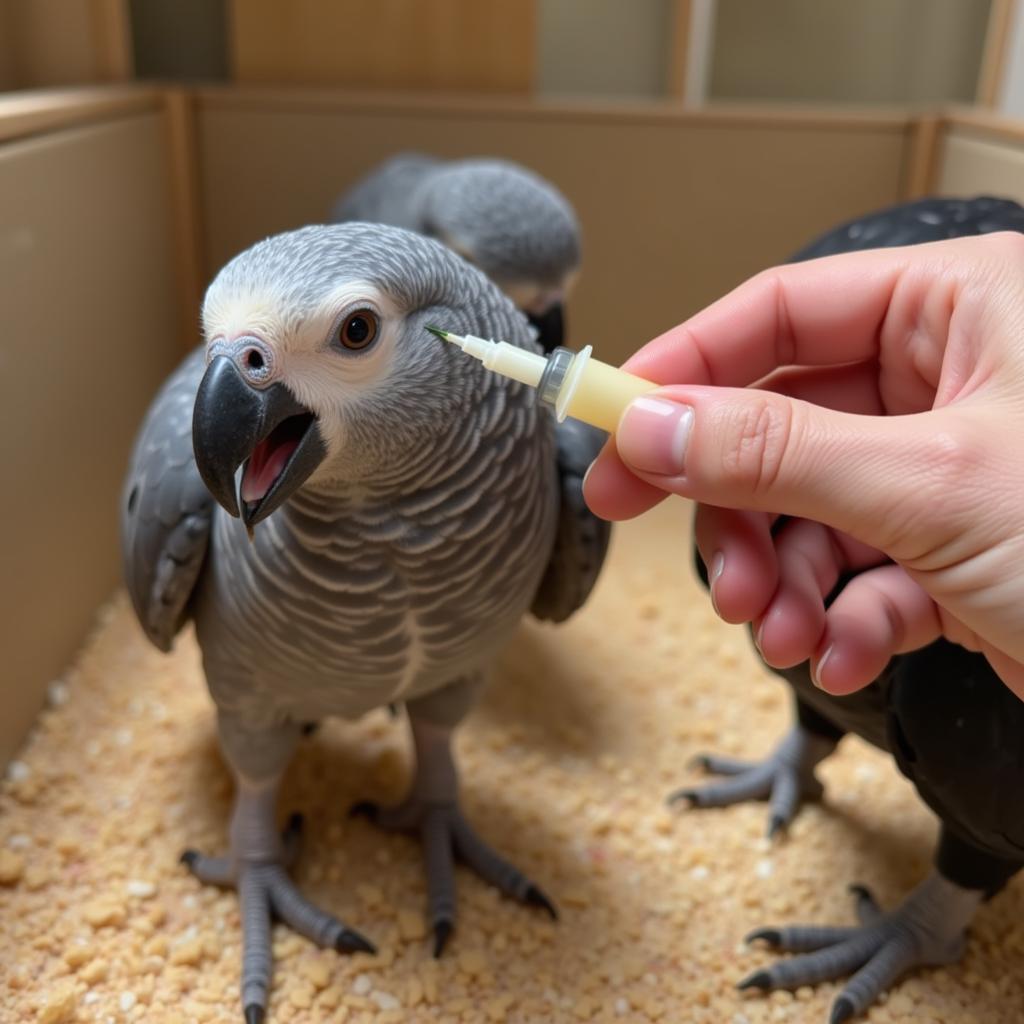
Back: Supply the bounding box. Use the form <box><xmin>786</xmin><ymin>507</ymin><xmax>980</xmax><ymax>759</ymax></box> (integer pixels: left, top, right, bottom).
<box><xmin>562</xmin><ymin>357</ymin><xmax>659</xmax><ymax>433</ymax></box>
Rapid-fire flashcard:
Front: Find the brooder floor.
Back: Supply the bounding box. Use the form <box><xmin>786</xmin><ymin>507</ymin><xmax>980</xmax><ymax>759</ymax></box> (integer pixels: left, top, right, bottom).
<box><xmin>2</xmin><ymin>501</ymin><xmax>1022</xmax><ymax>1024</ymax></box>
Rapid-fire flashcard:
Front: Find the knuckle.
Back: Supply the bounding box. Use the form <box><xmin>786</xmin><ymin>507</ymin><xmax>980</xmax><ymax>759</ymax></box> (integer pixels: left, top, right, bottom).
<box><xmin>716</xmin><ymin>396</ymin><xmax>794</xmax><ymax>496</ymax></box>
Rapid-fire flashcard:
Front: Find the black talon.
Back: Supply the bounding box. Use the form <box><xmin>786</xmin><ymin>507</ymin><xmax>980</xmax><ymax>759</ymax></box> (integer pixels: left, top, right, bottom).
<box><xmin>667</xmin><ymin>788</ymin><xmax>697</xmax><ymax>807</ymax></box>
<box><xmin>180</xmin><ymin>849</ymin><xmax>198</xmax><ymax>868</ymax></box>
<box><xmin>300</xmin><ymin>721</ymin><xmax>318</xmax><ymax>736</ymax></box>
<box><xmin>335</xmin><ymin>928</ymin><xmax>376</xmax><ymax>955</ymax></box>
<box><xmin>848</xmin><ymin>883</ymin><xmax>873</xmax><ymax>900</ymax></box>
<box><xmin>433</xmin><ymin>919</ymin><xmax>454</xmax><ymax>958</ymax></box>
<box><xmin>284</xmin><ymin>812</ymin><xmax>304</xmax><ymax>837</ymax></box>
<box><xmin>745</xmin><ymin>925</ymin><xmax>782</xmax><ymax>946</ymax></box>
<box><xmin>830</xmin><ymin>996</ymin><xmax>855</xmax><ymax>1024</ymax></box>
<box><xmin>387</xmin><ymin>703</ymin><xmax>401</xmax><ymax>719</ymax></box>
<box><xmin>349</xmin><ymin>800</ymin><xmax>379</xmax><ymax>821</ymax></box>
<box><xmin>244</xmin><ymin>1004</ymin><xmax>265</xmax><ymax>1024</ymax></box>
<box><xmin>688</xmin><ymin>754</ymin><xmax>711</xmax><ymax>771</ymax></box>
<box><xmin>745</xmin><ymin>927</ymin><xmax>781</xmax><ymax>947</ymax></box>
<box><xmin>737</xmin><ymin>970</ymin><xmax>773</xmax><ymax>992</ymax></box>
<box><xmin>767</xmin><ymin>815</ymin><xmax>787</xmax><ymax>841</ymax></box>
<box><xmin>524</xmin><ymin>884</ymin><xmax>559</xmax><ymax>920</ymax></box>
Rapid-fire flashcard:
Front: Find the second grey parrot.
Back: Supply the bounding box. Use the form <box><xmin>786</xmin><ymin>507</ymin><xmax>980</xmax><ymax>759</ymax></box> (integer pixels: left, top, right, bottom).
<box><xmin>331</xmin><ymin>153</ymin><xmax>581</xmax><ymax>353</ymax></box>
<box><xmin>121</xmin><ymin>223</ymin><xmax>609</xmax><ymax>1024</ymax></box>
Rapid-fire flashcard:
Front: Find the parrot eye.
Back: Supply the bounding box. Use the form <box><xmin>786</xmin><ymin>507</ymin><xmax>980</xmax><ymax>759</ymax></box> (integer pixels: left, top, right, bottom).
<box><xmin>338</xmin><ymin>310</ymin><xmax>378</xmax><ymax>351</ymax></box>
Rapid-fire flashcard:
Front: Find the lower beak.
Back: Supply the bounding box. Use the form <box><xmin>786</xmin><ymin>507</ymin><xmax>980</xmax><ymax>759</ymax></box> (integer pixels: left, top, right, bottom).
<box><xmin>192</xmin><ymin>356</ymin><xmax>326</xmax><ymax>527</ymax></box>
<box><xmin>527</xmin><ymin>302</ymin><xmax>565</xmax><ymax>355</ymax></box>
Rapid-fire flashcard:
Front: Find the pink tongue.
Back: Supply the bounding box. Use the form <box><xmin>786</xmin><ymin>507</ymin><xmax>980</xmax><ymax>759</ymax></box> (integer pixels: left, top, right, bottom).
<box><xmin>240</xmin><ymin>438</ymin><xmax>299</xmax><ymax>503</ymax></box>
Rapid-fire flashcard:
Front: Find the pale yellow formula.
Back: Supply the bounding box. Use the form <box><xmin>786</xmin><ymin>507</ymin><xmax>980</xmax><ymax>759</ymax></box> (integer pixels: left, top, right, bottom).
<box><xmin>426</xmin><ymin>326</ymin><xmax>659</xmax><ymax>435</ymax></box>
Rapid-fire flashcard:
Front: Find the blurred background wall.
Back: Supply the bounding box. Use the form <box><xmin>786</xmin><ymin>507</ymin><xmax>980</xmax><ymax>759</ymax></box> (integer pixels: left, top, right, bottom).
<box><xmin>4</xmin><ymin>0</ymin><xmax>1024</xmax><ymax>766</ymax></box>
<box><xmin>0</xmin><ymin>0</ymin><xmax>1020</xmax><ymax>108</ymax></box>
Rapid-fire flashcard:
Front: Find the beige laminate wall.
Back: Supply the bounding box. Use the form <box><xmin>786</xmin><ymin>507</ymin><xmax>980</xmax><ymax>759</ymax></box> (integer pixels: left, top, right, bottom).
<box><xmin>711</xmin><ymin>0</ymin><xmax>993</xmax><ymax>105</ymax></box>
<box><xmin>196</xmin><ymin>91</ymin><xmax>916</xmax><ymax>364</ymax></box>
<box><xmin>0</xmin><ymin>110</ymin><xmax>183</xmax><ymax>766</ymax></box>
<box><xmin>935</xmin><ymin>119</ymin><xmax>1024</xmax><ymax>204</ymax></box>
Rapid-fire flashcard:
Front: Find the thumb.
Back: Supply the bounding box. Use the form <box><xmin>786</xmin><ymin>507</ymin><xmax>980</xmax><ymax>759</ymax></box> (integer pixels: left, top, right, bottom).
<box><xmin>614</xmin><ymin>387</ymin><xmax>952</xmax><ymax>554</ymax></box>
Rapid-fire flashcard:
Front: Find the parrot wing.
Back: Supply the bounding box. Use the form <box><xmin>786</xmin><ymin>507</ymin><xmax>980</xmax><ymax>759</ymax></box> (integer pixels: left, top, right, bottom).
<box><xmin>330</xmin><ymin>152</ymin><xmax>441</xmax><ymax>228</ymax></box>
<box><xmin>120</xmin><ymin>346</ymin><xmax>214</xmax><ymax>652</ymax></box>
<box><xmin>792</xmin><ymin>195</ymin><xmax>1024</xmax><ymax>261</ymax></box>
<box><xmin>531</xmin><ymin>418</ymin><xmax>612</xmax><ymax>623</ymax></box>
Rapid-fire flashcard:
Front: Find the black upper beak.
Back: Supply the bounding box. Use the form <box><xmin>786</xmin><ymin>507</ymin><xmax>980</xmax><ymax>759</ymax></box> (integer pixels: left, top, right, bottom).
<box><xmin>527</xmin><ymin>303</ymin><xmax>565</xmax><ymax>355</ymax></box>
<box><xmin>192</xmin><ymin>355</ymin><xmax>326</xmax><ymax>527</ymax></box>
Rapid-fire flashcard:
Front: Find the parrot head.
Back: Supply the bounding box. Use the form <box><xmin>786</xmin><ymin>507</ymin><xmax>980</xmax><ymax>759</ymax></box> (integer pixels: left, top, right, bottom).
<box><xmin>193</xmin><ymin>222</ymin><xmax>530</xmax><ymax>528</ymax></box>
<box><xmin>418</xmin><ymin>160</ymin><xmax>580</xmax><ymax>351</ymax></box>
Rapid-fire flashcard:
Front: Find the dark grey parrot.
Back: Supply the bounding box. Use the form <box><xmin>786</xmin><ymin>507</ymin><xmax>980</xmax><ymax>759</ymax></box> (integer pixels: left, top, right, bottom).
<box><xmin>120</xmin><ymin>222</ymin><xmax>609</xmax><ymax>1023</ymax></box>
<box><xmin>677</xmin><ymin>196</ymin><xmax>1024</xmax><ymax>1022</ymax></box>
<box><xmin>331</xmin><ymin>153</ymin><xmax>580</xmax><ymax>353</ymax></box>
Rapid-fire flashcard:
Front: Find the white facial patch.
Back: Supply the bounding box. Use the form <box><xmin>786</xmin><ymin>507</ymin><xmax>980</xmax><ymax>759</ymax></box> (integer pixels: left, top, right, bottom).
<box><xmin>202</xmin><ymin>285</ymin><xmax>290</xmax><ymax>350</ymax></box>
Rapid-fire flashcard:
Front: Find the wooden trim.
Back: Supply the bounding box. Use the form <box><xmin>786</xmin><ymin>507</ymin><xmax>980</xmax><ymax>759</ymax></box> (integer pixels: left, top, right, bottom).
<box><xmin>666</xmin><ymin>0</ymin><xmax>693</xmax><ymax>100</ymax></box>
<box><xmin>162</xmin><ymin>89</ymin><xmax>206</xmax><ymax>349</ymax></box>
<box><xmin>0</xmin><ymin>87</ymin><xmax>163</xmax><ymax>145</ymax></box>
<box><xmin>976</xmin><ymin>0</ymin><xmax>1018</xmax><ymax>107</ymax></box>
<box><xmin>192</xmin><ymin>84</ymin><xmax>913</xmax><ymax>133</ymax></box>
<box><xmin>943</xmin><ymin>104</ymin><xmax>1024</xmax><ymax>144</ymax></box>
<box><xmin>902</xmin><ymin>115</ymin><xmax>943</xmax><ymax>199</ymax></box>
<box><xmin>90</xmin><ymin>0</ymin><xmax>134</xmax><ymax>81</ymax></box>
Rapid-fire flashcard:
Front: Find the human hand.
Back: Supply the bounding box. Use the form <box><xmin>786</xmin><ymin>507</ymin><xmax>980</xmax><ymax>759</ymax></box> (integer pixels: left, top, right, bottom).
<box><xmin>583</xmin><ymin>234</ymin><xmax>1024</xmax><ymax>698</ymax></box>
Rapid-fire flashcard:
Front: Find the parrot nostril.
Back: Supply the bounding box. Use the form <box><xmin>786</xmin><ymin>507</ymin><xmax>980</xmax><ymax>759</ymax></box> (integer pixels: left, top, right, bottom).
<box><xmin>238</xmin><ymin>344</ymin><xmax>273</xmax><ymax>383</ymax></box>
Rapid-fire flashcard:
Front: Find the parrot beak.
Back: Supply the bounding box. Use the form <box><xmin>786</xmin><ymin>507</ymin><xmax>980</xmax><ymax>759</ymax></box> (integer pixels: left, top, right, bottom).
<box><xmin>192</xmin><ymin>355</ymin><xmax>327</xmax><ymax>528</ymax></box>
<box><xmin>527</xmin><ymin>302</ymin><xmax>565</xmax><ymax>355</ymax></box>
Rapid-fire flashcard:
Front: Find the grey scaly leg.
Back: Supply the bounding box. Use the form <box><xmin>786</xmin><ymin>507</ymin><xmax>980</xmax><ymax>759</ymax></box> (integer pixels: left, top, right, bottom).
<box><xmin>352</xmin><ymin>699</ymin><xmax>556</xmax><ymax>957</ymax></box>
<box><xmin>671</xmin><ymin>724</ymin><xmax>837</xmax><ymax>837</ymax></box>
<box><xmin>740</xmin><ymin>873</ymin><xmax>983</xmax><ymax>1022</ymax></box>
<box><xmin>181</xmin><ymin>717</ymin><xmax>374</xmax><ymax>1024</ymax></box>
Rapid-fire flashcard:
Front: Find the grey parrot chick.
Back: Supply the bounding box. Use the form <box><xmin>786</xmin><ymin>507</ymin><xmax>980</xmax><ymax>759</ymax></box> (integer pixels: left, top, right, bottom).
<box><xmin>121</xmin><ymin>222</ymin><xmax>609</xmax><ymax>1024</ymax></box>
<box><xmin>331</xmin><ymin>154</ymin><xmax>580</xmax><ymax>351</ymax></box>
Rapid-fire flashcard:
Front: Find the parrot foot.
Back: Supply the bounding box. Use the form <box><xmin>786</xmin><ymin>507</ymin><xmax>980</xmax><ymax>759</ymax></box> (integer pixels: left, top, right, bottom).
<box><xmin>669</xmin><ymin>725</ymin><xmax>836</xmax><ymax>838</ymax></box>
<box><xmin>181</xmin><ymin>814</ymin><xmax>375</xmax><ymax>1023</ymax></box>
<box><xmin>738</xmin><ymin>874</ymin><xmax>982</xmax><ymax>1021</ymax></box>
<box><xmin>351</xmin><ymin>798</ymin><xmax>557</xmax><ymax>955</ymax></box>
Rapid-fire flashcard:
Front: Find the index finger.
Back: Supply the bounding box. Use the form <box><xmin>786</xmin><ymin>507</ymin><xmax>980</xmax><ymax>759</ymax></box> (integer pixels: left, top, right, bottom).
<box><xmin>622</xmin><ymin>245</ymin><xmax>913</xmax><ymax>386</ymax></box>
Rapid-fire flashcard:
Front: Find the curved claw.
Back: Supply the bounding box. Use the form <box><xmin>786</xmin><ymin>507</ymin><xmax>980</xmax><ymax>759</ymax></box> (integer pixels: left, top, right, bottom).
<box><xmin>180</xmin><ymin>849</ymin><xmax>198</xmax><ymax>867</ymax></box>
<box><xmin>335</xmin><ymin>927</ymin><xmax>376</xmax><ymax>955</ymax></box>
<box><xmin>244</xmin><ymin>1003</ymin><xmax>265</xmax><ymax>1024</ymax></box>
<box><xmin>525</xmin><ymin>884</ymin><xmax>559</xmax><ymax>920</ymax></box>
<box><xmin>767</xmin><ymin>815</ymin><xmax>787</xmax><ymax>842</ymax></box>
<box><xmin>737</xmin><ymin>970</ymin><xmax>772</xmax><ymax>992</ymax></box>
<box><xmin>746</xmin><ymin>927</ymin><xmax>782</xmax><ymax>948</ymax></box>
<box><xmin>349</xmin><ymin>800</ymin><xmax>379</xmax><ymax>821</ymax></box>
<box><xmin>667</xmin><ymin>788</ymin><xmax>697</xmax><ymax>807</ymax></box>
<box><xmin>284</xmin><ymin>812</ymin><xmax>304</xmax><ymax>837</ymax></box>
<box><xmin>830</xmin><ymin>997</ymin><xmax>855</xmax><ymax>1024</ymax></box>
<box><xmin>433</xmin><ymin>919</ymin><xmax>453</xmax><ymax>958</ymax></box>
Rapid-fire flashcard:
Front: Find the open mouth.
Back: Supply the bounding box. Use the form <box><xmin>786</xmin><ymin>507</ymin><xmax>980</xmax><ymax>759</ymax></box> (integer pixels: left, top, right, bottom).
<box><xmin>240</xmin><ymin>412</ymin><xmax>317</xmax><ymax>505</ymax></box>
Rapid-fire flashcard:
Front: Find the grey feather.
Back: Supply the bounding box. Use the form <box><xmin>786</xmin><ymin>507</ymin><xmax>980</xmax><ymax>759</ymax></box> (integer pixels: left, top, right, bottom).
<box><xmin>332</xmin><ymin>153</ymin><xmax>580</xmax><ymax>290</ymax></box>
<box><xmin>531</xmin><ymin>419</ymin><xmax>611</xmax><ymax>623</ymax></box>
<box><xmin>120</xmin><ymin>346</ymin><xmax>213</xmax><ymax>652</ymax></box>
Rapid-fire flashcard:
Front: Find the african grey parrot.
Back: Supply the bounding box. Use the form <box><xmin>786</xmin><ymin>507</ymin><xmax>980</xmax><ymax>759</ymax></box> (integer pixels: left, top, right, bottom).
<box><xmin>331</xmin><ymin>153</ymin><xmax>580</xmax><ymax>353</ymax></box>
<box><xmin>676</xmin><ymin>196</ymin><xmax>1024</xmax><ymax>1022</ymax></box>
<box><xmin>120</xmin><ymin>222</ymin><xmax>609</xmax><ymax>1024</ymax></box>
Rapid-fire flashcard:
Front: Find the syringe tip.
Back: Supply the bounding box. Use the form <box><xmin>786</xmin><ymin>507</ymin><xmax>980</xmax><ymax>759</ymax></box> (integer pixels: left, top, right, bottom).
<box><xmin>424</xmin><ymin>324</ymin><xmax>450</xmax><ymax>341</ymax></box>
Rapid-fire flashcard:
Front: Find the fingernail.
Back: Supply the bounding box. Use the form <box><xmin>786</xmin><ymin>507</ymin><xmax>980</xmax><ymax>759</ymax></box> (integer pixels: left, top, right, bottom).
<box><xmin>813</xmin><ymin>644</ymin><xmax>835</xmax><ymax>689</ymax></box>
<box><xmin>617</xmin><ymin>397</ymin><xmax>693</xmax><ymax>476</ymax></box>
<box><xmin>709</xmin><ymin>551</ymin><xmax>724</xmax><ymax>616</ymax></box>
<box><xmin>754</xmin><ymin>618</ymin><xmax>766</xmax><ymax>656</ymax></box>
